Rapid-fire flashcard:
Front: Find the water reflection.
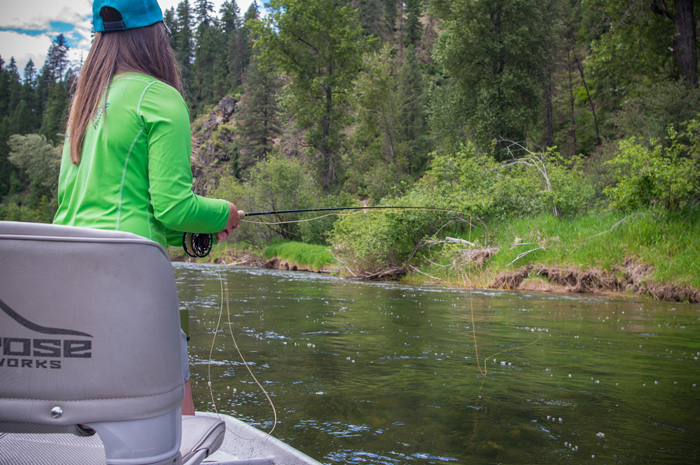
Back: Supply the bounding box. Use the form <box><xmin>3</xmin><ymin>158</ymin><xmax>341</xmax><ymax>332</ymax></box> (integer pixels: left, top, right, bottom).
<box><xmin>174</xmin><ymin>262</ymin><xmax>700</xmax><ymax>464</ymax></box>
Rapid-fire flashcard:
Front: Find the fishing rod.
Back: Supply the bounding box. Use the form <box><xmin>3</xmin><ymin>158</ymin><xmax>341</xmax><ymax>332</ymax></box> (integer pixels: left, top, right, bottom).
<box><xmin>240</xmin><ymin>205</ymin><xmax>430</xmax><ymax>217</ymax></box>
<box><xmin>183</xmin><ymin>206</ymin><xmax>446</xmax><ymax>258</ymax></box>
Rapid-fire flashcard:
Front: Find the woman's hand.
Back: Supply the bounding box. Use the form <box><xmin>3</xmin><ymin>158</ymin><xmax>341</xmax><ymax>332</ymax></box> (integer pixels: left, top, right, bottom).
<box><xmin>216</xmin><ymin>202</ymin><xmax>240</xmax><ymax>242</ymax></box>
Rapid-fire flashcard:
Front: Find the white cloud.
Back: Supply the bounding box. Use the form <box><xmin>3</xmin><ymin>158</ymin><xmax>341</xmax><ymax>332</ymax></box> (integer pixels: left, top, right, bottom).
<box><xmin>0</xmin><ymin>31</ymin><xmax>53</xmax><ymax>73</ymax></box>
<box><xmin>0</xmin><ymin>0</ymin><xmax>255</xmax><ymax>77</ymax></box>
<box><xmin>1</xmin><ymin>1</ymin><xmax>91</xmax><ymax>30</ymax></box>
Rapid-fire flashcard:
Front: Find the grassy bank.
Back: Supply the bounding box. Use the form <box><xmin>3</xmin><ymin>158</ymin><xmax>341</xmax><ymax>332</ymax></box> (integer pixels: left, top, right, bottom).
<box><xmin>171</xmin><ymin>208</ymin><xmax>699</xmax><ymax>302</ymax></box>
<box><xmin>407</xmin><ymin>209</ymin><xmax>700</xmax><ymax>301</ymax></box>
<box><xmin>263</xmin><ymin>240</ymin><xmax>336</xmax><ymax>272</ymax></box>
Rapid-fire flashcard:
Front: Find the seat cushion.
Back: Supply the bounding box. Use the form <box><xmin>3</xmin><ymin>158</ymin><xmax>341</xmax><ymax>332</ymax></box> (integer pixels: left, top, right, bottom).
<box><xmin>180</xmin><ymin>416</ymin><xmax>225</xmax><ymax>463</ymax></box>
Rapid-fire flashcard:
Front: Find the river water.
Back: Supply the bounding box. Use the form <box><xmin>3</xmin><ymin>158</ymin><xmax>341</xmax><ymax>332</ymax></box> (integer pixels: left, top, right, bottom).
<box><xmin>173</xmin><ymin>262</ymin><xmax>700</xmax><ymax>464</ymax></box>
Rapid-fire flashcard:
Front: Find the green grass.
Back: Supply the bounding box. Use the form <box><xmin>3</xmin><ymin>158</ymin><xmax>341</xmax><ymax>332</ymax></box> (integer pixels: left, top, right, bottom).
<box><xmin>440</xmin><ymin>208</ymin><xmax>700</xmax><ymax>289</ymax></box>
<box><xmin>264</xmin><ymin>240</ymin><xmax>336</xmax><ymax>271</ymax></box>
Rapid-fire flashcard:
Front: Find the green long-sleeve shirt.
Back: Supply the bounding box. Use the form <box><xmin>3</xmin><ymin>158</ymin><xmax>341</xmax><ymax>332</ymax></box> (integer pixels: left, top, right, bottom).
<box><xmin>54</xmin><ymin>73</ymin><xmax>228</xmax><ymax>248</ymax></box>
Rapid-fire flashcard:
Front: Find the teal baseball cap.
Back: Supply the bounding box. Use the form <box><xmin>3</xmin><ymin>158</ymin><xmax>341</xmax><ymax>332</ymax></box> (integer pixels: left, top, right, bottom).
<box><xmin>93</xmin><ymin>0</ymin><xmax>164</xmax><ymax>32</ymax></box>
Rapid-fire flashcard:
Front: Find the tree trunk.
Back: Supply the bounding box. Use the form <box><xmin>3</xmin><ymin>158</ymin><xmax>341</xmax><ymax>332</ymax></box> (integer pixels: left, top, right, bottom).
<box><xmin>544</xmin><ymin>69</ymin><xmax>554</xmax><ymax>148</ymax></box>
<box><xmin>568</xmin><ymin>53</ymin><xmax>577</xmax><ymax>156</ymax></box>
<box><xmin>649</xmin><ymin>0</ymin><xmax>698</xmax><ymax>87</ymax></box>
<box><xmin>575</xmin><ymin>56</ymin><xmax>601</xmax><ymax>145</ymax></box>
<box><xmin>674</xmin><ymin>0</ymin><xmax>698</xmax><ymax>87</ymax></box>
<box><xmin>322</xmin><ymin>85</ymin><xmax>334</xmax><ymax>192</ymax></box>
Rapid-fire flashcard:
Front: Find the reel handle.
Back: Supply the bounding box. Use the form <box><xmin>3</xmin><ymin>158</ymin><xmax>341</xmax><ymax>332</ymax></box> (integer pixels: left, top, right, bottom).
<box><xmin>182</xmin><ymin>210</ymin><xmax>245</xmax><ymax>258</ymax></box>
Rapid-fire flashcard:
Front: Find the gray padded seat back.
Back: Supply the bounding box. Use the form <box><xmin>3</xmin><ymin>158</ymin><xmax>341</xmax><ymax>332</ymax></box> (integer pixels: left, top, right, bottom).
<box><xmin>0</xmin><ymin>221</ymin><xmax>184</xmax><ymax>464</ymax></box>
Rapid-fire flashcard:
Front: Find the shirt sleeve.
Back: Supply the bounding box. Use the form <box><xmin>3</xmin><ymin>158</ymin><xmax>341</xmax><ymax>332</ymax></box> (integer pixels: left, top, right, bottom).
<box><xmin>139</xmin><ymin>82</ymin><xmax>229</xmax><ymax>234</ymax></box>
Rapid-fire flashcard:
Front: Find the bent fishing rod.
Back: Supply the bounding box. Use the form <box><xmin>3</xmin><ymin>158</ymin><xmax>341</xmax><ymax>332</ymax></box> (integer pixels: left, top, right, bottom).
<box><xmin>183</xmin><ymin>206</ymin><xmax>447</xmax><ymax>258</ymax></box>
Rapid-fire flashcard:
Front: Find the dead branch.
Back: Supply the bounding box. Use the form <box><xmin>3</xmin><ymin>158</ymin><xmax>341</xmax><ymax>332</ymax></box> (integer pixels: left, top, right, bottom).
<box><xmin>445</xmin><ymin>237</ymin><xmax>476</xmax><ymax>246</ymax></box>
<box><xmin>586</xmin><ymin>213</ymin><xmax>657</xmax><ymax>240</ymax></box>
<box><xmin>506</xmin><ymin>247</ymin><xmax>544</xmax><ymax>267</ymax></box>
<box><xmin>409</xmin><ymin>265</ymin><xmax>441</xmax><ymax>281</ymax></box>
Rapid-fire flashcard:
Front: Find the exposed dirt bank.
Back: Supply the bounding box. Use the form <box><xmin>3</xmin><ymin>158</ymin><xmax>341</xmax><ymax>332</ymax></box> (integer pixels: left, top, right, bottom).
<box><xmin>262</xmin><ymin>256</ymin><xmax>331</xmax><ymax>273</ymax></box>
<box><xmin>170</xmin><ymin>251</ymin><xmax>698</xmax><ymax>304</ymax></box>
<box><xmin>492</xmin><ymin>259</ymin><xmax>700</xmax><ymax>304</ymax></box>
<box><xmin>170</xmin><ymin>248</ymin><xmax>267</xmax><ymax>267</ymax></box>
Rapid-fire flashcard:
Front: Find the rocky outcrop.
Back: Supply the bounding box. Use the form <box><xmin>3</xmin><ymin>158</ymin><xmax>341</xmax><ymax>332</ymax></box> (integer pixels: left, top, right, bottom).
<box><xmin>191</xmin><ymin>96</ymin><xmax>238</xmax><ymax>196</ymax></box>
<box><xmin>195</xmin><ymin>96</ymin><xmax>237</xmax><ymax>144</ymax></box>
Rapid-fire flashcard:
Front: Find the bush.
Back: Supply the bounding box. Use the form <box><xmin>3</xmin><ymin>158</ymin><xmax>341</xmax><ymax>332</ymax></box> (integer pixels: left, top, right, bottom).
<box><xmin>604</xmin><ymin>122</ymin><xmax>700</xmax><ymax>211</ymax></box>
<box><xmin>0</xmin><ymin>196</ymin><xmax>56</xmax><ymax>223</ymax></box>
<box><xmin>210</xmin><ymin>153</ymin><xmax>323</xmax><ymax>246</ymax></box>
<box><xmin>6</xmin><ymin>134</ymin><xmax>61</xmax><ymax>211</ymax></box>
<box><xmin>296</xmin><ymin>192</ymin><xmax>358</xmax><ymax>245</ymax></box>
<box><xmin>328</xmin><ymin>141</ymin><xmax>596</xmax><ymax>273</ymax></box>
<box><xmin>328</xmin><ymin>188</ymin><xmax>456</xmax><ymax>272</ymax></box>
<box><xmin>427</xmin><ymin>142</ymin><xmax>594</xmax><ymax>219</ymax></box>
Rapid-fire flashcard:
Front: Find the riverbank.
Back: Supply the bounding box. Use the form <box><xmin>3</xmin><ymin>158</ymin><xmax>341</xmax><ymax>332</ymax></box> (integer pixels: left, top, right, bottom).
<box><xmin>169</xmin><ymin>210</ymin><xmax>700</xmax><ymax>304</ymax></box>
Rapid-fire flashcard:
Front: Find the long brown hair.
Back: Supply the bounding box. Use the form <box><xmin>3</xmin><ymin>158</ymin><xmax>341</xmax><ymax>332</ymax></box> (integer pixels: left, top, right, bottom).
<box><xmin>67</xmin><ymin>17</ymin><xmax>182</xmax><ymax>164</ymax></box>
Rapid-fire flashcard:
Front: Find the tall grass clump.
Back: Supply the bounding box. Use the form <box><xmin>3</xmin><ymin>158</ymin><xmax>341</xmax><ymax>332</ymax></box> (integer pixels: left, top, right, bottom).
<box><xmin>264</xmin><ymin>240</ymin><xmax>336</xmax><ymax>271</ymax></box>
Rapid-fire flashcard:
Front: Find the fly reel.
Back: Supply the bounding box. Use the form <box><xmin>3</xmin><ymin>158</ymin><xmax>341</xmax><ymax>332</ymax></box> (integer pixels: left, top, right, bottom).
<box><xmin>183</xmin><ymin>232</ymin><xmax>213</xmax><ymax>258</ymax></box>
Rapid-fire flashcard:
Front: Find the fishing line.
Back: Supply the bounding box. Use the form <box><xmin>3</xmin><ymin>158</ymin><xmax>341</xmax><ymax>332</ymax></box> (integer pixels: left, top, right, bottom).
<box><xmin>459</xmin><ymin>213</ymin><xmax>541</xmax><ymax>377</ymax></box>
<box><xmin>207</xmin><ymin>271</ymin><xmax>277</xmax><ymax>440</ymax></box>
<box><xmin>469</xmin><ymin>293</ymin><xmax>543</xmax><ymax>377</ymax></box>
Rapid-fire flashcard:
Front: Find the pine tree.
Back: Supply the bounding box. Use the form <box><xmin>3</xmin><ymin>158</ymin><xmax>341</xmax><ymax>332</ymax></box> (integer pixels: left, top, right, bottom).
<box><xmin>0</xmin><ymin>57</ymin><xmax>10</xmax><ymax>120</ymax></box>
<box><xmin>6</xmin><ymin>58</ymin><xmax>21</xmax><ymax>117</ymax></box>
<box><xmin>42</xmin><ymin>35</ymin><xmax>69</xmax><ymax>82</ymax></box>
<box><xmin>396</xmin><ymin>46</ymin><xmax>428</xmax><ymax>173</ymax></box>
<box><xmin>238</xmin><ymin>2</ymin><xmax>259</xmax><ymax>85</ymax></box>
<box><xmin>357</xmin><ymin>0</ymin><xmax>386</xmax><ymax>41</ymax></box>
<box><xmin>164</xmin><ymin>7</ymin><xmax>178</xmax><ymax>48</ymax></box>
<box><xmin>10</xmin><ymin>103</ymin><xmax>34</xmax><ymax>139</ymax></box>
<box><xmin>237</xmin><ymin>58</ymin><xmax>281</xmax><ymax>171</ymax></box>
<box><xmin>254</xmin><ymin>0</ymin><xmax>375</xmax><ymax>190</ymax></box>
<box><xmin>383</xmin><ymin>0</ymin><xmax>398</xmax><ymax>38</ymax></box>
<box><xmin>22</xmin><ymin>60</ymin><xmax>39</xmax><ymax>132</ymax></box>
<box><xmin>194</xmin><ymin>0</ymin><xmax>214</xmax><ymax>25</ymax></box>
<box><xmin>40</xmin><ymin>81</ymin><xmax>69</xmax><ymax>144</ymax></box>
<box><xmin>0</xmin><ymin>57</ymin><xmax>14</xmax><ymax>197</ymax></box>
<box><xmin>173</xmin><ymin>0</ymin><xmax>195</xmax><ymax>92</ymax></box>
<box><xmin>353</xmin><ymin>44</ymin><xmax>404</xmax><ymax>194</ymax></box>
<box><xmin>404</xmin><ymin>0</ymin><xmax>423</xmax><ymax>46</ymax></box>
<box><xmin>220</xmin><ymin>0</ymin><xmax>242</xmax><ymax>90</ymax></box>
<box><xmin>433</xmin><ymin>0</ymin><xmax>550</xmax><ymax>157</ymax></box>
<box><xmin>191</xmin><ymin>18</ymin><xmax>227</xmax><ymax>112</ymax></box>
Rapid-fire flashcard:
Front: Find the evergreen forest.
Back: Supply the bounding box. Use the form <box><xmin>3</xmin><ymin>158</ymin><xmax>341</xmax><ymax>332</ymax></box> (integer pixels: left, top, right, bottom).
<box><xmin>1</xmin><ymin>0</ymin><xmax>699</xmax><ymax>299</ymax></box>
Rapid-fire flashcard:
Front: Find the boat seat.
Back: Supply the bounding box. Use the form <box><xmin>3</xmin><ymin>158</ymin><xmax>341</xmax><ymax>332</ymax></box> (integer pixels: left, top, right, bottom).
<box><xmin>0</xmin><ymin>221</ymin><xmax>225</xmax><ymax>465</ymax></box>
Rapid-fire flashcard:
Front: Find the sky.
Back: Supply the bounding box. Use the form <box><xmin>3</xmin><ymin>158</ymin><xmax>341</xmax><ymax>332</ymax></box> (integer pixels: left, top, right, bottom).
<box><xmin>0</xmin><ymin>0</ymin><xmax>255</xmax><ymax>76</ymax></box>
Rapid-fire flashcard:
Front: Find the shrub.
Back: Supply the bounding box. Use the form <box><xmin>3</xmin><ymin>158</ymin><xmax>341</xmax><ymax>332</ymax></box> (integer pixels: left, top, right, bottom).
<box><xmin>604</xmin><ymin>122</ymin><xmax>700</xmax><ymax>211</ymax></box>
<box><xmin>328</xmin><ymin>141</ymin><xmax>595</xmax><ymax>273</ymax></box>
<box><xmin>210</xmin><ymin>153</ymin><xmax>323</xmax><ymax>245</ymax></box>
<box><xmin>328</xmin><ymin>188</ymin><xmax>455</xmax><ymax>272</ymax></box>
<box><xmin>427</xmin><ymin>142</ymin><xmax>594</xmax><ymax>219</ymax></box>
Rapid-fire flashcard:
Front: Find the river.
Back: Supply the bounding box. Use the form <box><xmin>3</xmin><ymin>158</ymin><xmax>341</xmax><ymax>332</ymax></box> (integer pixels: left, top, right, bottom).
<box><xmin>173</xmin><ymin>262</ymin><xmax>700</xmax><ymax>464</ymax></box>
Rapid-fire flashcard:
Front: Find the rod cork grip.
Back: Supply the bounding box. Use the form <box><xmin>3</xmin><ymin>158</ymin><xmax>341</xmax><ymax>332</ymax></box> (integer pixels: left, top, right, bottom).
<box><xmin>238</xmin><ymin>210</ymin><xmax>246</xmax><ymax>219</ymax></box>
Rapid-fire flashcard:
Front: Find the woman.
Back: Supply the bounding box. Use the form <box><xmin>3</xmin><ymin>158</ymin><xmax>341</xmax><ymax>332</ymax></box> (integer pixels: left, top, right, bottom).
<box><xmin>53</xmin><ymin>0</ymin><xmax>239</xmax><ymax>414</ymax></box>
